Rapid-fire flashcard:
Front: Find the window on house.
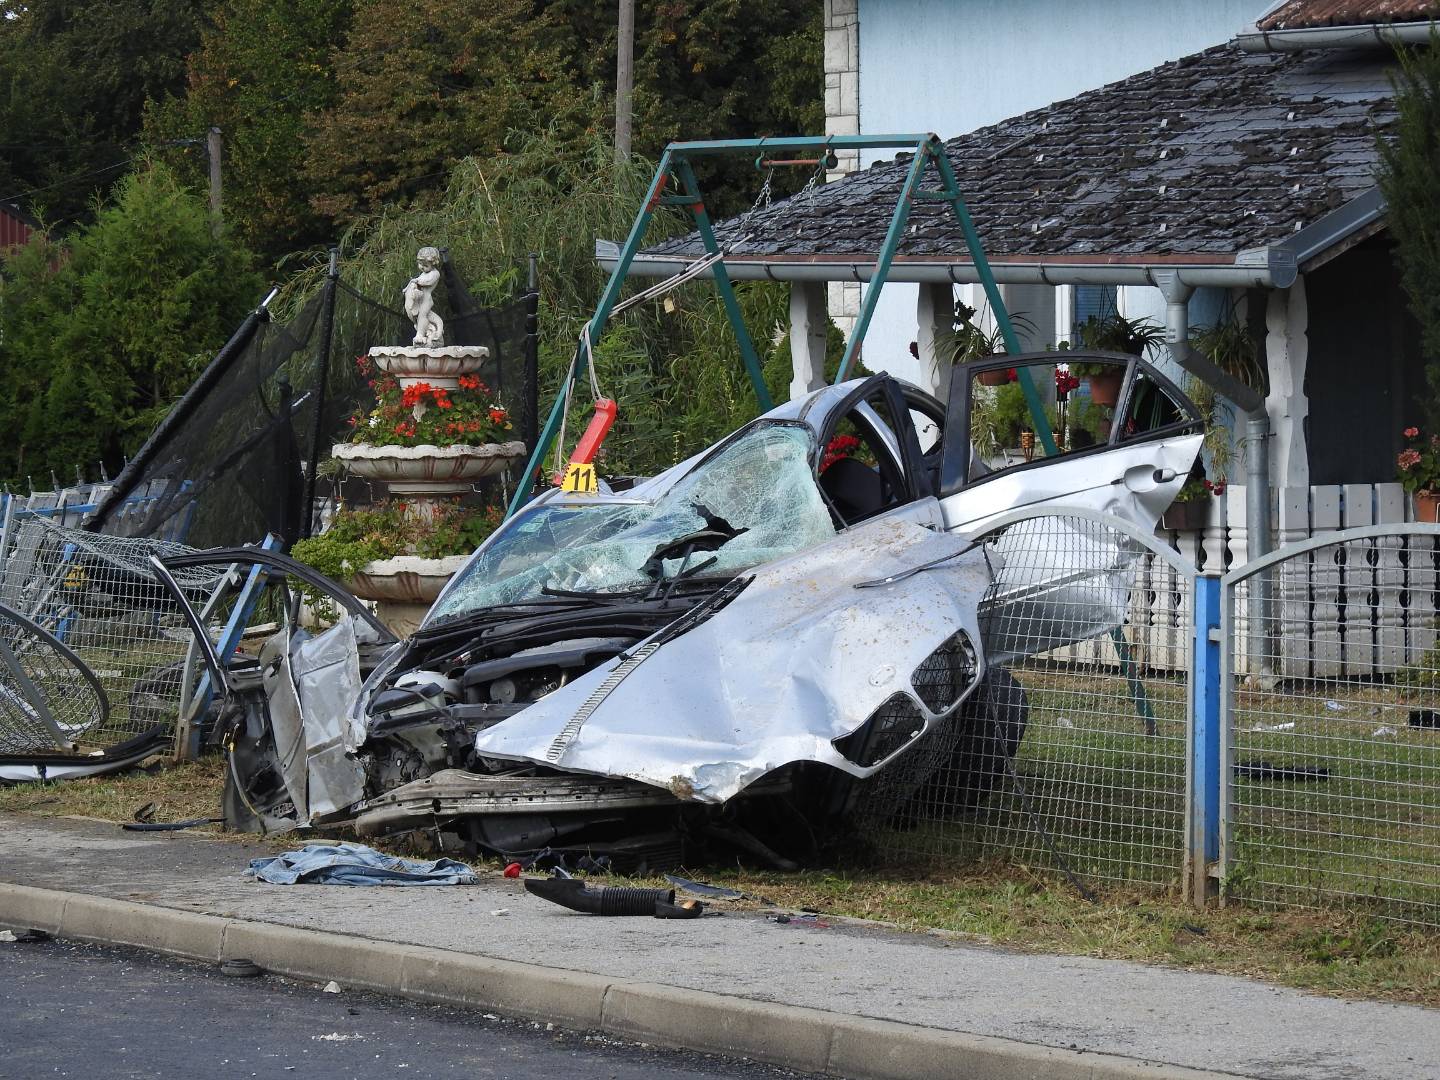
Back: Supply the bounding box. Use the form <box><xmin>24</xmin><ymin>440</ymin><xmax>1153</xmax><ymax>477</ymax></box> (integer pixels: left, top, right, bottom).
<box><xmin>1071</xmin><ymin>285</ymin><xmax>1118</xmax><ymax>345</ymax></box>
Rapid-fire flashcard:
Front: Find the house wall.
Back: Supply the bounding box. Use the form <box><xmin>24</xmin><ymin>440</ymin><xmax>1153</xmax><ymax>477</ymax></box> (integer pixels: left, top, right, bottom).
<box><xmin>831</xmin><ymin>0</ymin><xmax>1262</xmax><ymax>386</ymax></box>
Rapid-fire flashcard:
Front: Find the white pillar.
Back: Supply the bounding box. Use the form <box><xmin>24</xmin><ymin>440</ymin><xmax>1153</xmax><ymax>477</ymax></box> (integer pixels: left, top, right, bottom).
<box><xmin>1265</xmin><ymin>277</ymin><xmax>1309</xmax><ymax>489</ymax></box>
<box><xmin>789</xmin><ymin>281</ymin><xmax>829</xmax><ymax>401</ymax></box>
<box><xmin>997</xmin><ymin>283</ymin><xmax>1058</xmax><ymax>352</ymax></box>
<box><xmin>915</xmin><ymin>282</ymin><xmax>954</xmax><ymax>399</ymax></box>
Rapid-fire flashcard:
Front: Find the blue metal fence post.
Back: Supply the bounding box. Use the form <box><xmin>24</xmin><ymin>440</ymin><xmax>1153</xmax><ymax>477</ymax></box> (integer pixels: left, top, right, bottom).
<box><xmin>1189</xmin><ymin>574</ymin><xmax>1222</xmax><ymax>907</ymax></box>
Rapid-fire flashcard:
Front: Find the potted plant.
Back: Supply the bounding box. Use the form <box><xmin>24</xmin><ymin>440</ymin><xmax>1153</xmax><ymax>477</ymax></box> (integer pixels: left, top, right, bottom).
<box><xmin>1074</xmin><ymin>314</ymin><xmax>1165</xmax><ymax>407</ymax></box>
<box><xmin>1397</xmin><ymin>425</ymin><xmax>1440</xmax><ymax>523</ymax></box>
<box><xmin>944</xmin><ymin>300</ymin><xmax>1035</xmax><ymax>384</ymax></box>
<box><xmin>1162</xmin><ymin>468</ymin><xmax>1223</xmax><ymax>531</ymax></box>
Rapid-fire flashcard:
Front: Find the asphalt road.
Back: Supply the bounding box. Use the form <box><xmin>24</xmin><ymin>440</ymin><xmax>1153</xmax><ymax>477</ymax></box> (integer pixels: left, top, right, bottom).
<box><xmin>0</xmin><ymin>936</ymin><xmax>823</xmax><ymax>1080</ymax></box>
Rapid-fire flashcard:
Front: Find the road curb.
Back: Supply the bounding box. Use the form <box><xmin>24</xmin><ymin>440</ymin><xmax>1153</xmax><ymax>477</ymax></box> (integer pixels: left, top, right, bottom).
<box><xmin>0</xmin><ymin>882</ymin><xmax>1230</xmax><ymax>1080</ymax></box>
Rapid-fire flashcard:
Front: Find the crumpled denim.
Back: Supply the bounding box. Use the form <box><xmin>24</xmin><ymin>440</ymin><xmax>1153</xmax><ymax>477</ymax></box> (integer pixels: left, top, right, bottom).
<box><xmin>246</xmin><ymin>841</ymin><xmax>479</xmax><ymax>886</ymax></box>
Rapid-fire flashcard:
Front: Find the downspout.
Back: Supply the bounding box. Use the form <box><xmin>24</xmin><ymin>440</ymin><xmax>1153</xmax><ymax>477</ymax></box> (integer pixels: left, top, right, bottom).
<box><xmin>1154</xmin><ymin>271</ymin><xmax>1274</xmax><ymax>679</ymax></box>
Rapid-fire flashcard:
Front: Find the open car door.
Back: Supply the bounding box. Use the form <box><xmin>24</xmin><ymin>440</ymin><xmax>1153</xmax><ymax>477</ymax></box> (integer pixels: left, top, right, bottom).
<box><xmin>937</xmin><ymin>351</ymin><xmax>1204</xmax><ymax>533</ymax></box>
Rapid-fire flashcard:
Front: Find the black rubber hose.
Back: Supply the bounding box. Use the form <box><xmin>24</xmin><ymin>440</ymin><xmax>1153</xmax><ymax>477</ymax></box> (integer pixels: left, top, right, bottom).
<box><xmin>525</xmin><ymin>877</ymin><xmax>673</xmax><ymax>915</ymax></box>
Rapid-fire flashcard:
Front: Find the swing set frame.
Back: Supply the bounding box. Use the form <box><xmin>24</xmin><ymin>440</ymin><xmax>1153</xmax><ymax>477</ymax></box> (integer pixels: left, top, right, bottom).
<box><xmin>506</xmin><ymin>133</ymin><xmax>1055</xmax><ymax>520</ymax></box>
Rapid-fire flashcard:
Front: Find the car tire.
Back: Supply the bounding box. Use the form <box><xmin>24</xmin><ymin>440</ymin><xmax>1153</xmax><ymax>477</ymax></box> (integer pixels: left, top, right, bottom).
<box><xmin>933</xmin><ymin>665</ymin><xmax>1029</xmax><ymax>811</ymax></box>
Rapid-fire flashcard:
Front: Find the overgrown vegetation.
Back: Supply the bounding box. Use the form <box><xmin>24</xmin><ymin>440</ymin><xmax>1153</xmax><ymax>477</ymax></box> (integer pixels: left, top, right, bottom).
<box><xmin>0</xmin><ymin>164</ymin><xmax>262</xmax><ymax>484</ymax></box>
<box><xmin>1377</xmin><ymin>30</ymin><xmax>1440</xmax><ymax>427</ymax></box>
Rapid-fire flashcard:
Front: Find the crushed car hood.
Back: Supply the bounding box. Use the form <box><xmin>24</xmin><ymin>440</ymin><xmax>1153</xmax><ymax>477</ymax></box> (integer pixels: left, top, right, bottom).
<box><xmin>471</xmin><ymin>508</ymin><xmax>991</xmax><ymax>803</ymax></box>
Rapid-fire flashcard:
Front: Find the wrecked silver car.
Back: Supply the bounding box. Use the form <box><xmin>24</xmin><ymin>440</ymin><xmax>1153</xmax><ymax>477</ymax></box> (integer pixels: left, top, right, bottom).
<box><xmin>164</xmin><ymin>353</ymin><xmax>1201</xmax><ymax>870</ymax></box>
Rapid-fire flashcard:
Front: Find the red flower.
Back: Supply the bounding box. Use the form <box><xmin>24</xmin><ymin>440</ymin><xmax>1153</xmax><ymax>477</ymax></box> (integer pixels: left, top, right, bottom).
<box><xmin>457</xmin><ymin>374</ymin><xmax>481</xmax><ymax>390</ymax></box>
<box><xmin>488</xmin><ymin>407</ymin><xmax>507</xmax><ymax>423</ymax></box>
<box><xmin>1404</xmin><ymin>426</ymin><xmax>1420</xmax><ymax>439</ymax></box>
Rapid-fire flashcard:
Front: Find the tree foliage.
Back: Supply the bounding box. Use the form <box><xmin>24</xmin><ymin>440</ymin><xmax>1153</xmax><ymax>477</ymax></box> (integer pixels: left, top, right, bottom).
<box><xmin>0</xmin><ymin>0</ymin><xmax>206</xmax><ymax>222</ymax></box>
<box><xmin>282</xmin><ymin>129</ymin><xmax>827</xmax><ymax>478</ymax></box>
<box><xmin>0</xmin><ymin>164</ymin><xmax>262</xmax><ymax>483</ymax></box>
<box><xmin>144</xmin><ymin>0</ymin><xmax>354</xmax><ymax>257</ymax></box>
<box><xmin>1377</xmin><ymin>35</ymin><xmax>1440</xmax><ymax>424</ymax></box>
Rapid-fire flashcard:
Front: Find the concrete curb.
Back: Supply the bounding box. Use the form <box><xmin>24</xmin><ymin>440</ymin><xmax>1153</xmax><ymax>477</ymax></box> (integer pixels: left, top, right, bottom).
<box><xmin>0</xmin><ymin>882</ymin><xmax>1231</xmax><ymax>1080</ymax></box>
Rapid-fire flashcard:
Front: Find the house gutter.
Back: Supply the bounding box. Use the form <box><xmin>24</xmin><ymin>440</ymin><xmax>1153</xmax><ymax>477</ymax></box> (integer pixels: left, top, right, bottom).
<box><xmin>597</xmin><ymin>240</ymin><xmax>1298</xmax><ymax>290</ymax></box>
<box><xmin>1235</xmin><ymin>19</ymin><xmax>1438</xmax><ymax>52</ymax></box>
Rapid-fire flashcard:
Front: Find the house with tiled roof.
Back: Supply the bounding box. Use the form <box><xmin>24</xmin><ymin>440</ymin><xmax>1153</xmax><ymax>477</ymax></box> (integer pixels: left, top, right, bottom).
<box><xmin>619</xmin><ymin>0</ymin><xmax>1439</xmax><ymax>557</ymax></box>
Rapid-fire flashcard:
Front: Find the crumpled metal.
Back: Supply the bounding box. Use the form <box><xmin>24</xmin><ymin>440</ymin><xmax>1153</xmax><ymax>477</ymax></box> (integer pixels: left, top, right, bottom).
<box><xmin>472</xmin><ymin>506</ymin><xmax>990</xmax><ymax>804</ymax></box>
<box><xmin>245</xmin><ymin>841</ymin><xmax>478</xmax><ymax>886</ymax></box>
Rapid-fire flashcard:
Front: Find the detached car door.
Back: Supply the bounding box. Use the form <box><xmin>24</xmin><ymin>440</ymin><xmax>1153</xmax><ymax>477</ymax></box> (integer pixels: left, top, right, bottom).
<box><xmin>936</xmin><ymin>352</ymin><xmax>1204</xmax><ymax>533</ymax></box>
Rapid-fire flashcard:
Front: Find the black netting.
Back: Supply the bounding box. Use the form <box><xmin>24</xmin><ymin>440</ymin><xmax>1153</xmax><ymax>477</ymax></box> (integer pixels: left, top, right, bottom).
<box><xmin>86</xmin><ymin>256</ymin><xmax>532</xmax><ymax>550</ymax></box>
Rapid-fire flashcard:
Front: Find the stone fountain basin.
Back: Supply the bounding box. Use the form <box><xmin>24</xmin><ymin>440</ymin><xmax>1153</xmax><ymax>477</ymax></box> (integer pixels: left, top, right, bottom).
<box><xmin>347</xmin><ymin>554</ymin><xmax>470</xmax><ymax>605</ymax></box>
<box><xmin>333</xmin><ymin>441</ymin><xmax>526</xmax><ymax>494</ymax></box>
<box><xmin>369</xmin><ymin>345</ymin><xmax>489</xmax><ymax>388</ymax></box>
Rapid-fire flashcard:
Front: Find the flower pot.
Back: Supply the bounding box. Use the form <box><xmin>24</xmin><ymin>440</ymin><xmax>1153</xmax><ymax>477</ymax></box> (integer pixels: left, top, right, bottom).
<box><xmin>977</xmin><ymin>368</ymin><xmax>1011</xmax><ymax>387</ymax></box>
<box><xmin>1162</xmin><ymin>499</ymin><xmax>1211</xmax><ymax>531</ymax></box>
<box><xmin>1416</xmin><ymin>491</ymin><xmax>1440</xmax><ymax>524</ymax></box>
<box><xmin>1086</xmin><ymin>370</ymin><xmax>1124</xmax><ymax>408</ymax></box>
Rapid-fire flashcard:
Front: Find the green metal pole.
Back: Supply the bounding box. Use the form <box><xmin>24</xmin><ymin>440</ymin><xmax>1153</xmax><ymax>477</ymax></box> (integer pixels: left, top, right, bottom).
<box><xmin>672</xmin><ymin>158</ymin><xmax>773</xmax><ymax>411</ymax></box>
<box><xmin>929</xmin><ymin>143</ymin><xmax>1056</xmax><ymax>456</ymax></box>
<box><xmin>505</xmin><ymin>151</ymin><xmax>675</xmax><ymax>520</ymax></box>
<box><xmin>835</xmin><ymin>142</ymin><xmax>929</xmax><ymax>383</ymax></box>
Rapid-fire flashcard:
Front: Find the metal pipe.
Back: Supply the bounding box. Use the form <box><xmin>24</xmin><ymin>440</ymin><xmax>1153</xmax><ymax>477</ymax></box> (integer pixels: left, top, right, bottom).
<box><xmin>1235</xmin><ymin>19</ymin><xmax>1440</xmax><ymax>52</ymax></box>
<box><xmin>1154</xmin><ymin>271</ymin><xmax>1274</xmax><ymax>680</ymax></box>
<box><xmin>301</xmin><ymin>248</ymin><xmax>341</xmax><ymax>541</ymax></box>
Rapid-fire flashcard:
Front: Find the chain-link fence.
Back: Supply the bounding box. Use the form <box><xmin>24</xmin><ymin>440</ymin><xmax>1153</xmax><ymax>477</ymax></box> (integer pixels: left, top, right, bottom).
<box><xmin>0</xmin><ymin>513</ymin><xmax>226</xmax><ymax>757</ymax></box>
<box><xmin>852</xmin><ymin>510</ymin><xmax>1195</xmax><ymax>892</ymax></box>
<box><xmin>1223</xmin><ymin>525</ymin><xmax>1440</xmax><ymax>926</ymax></box>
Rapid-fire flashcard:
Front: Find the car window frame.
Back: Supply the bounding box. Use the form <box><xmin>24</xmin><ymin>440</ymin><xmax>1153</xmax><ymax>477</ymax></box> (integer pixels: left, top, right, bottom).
<box><xmin>940</xmin><ymin>350</ymin><xmax>1202</xmax><ymax>498</ymax></box>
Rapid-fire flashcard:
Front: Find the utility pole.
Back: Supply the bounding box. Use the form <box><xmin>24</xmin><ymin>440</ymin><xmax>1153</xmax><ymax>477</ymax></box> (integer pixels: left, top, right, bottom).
<box><xmin>207</xmin><ymin>126</ymin><xmax>223</xmax><ymax>237</ymax></box>
<box><xmin>615</xmin><ymin>0</ymin><xmax>634</xmax><ymax>163</ymax></box>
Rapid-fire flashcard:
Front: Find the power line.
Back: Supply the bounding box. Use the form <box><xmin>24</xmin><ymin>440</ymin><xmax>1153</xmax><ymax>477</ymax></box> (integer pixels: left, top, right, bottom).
<box><xmin>0</xmin><ymin>156</ymin><xmax>136</xmax><ymax>204</ymax></box>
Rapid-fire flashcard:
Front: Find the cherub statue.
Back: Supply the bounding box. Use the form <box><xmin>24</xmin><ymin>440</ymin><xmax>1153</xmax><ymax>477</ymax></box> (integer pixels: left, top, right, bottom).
<box><xmin>403</xmin><ymin>246</ymin><xmax>445</xmax><ymax>347</ymax></box>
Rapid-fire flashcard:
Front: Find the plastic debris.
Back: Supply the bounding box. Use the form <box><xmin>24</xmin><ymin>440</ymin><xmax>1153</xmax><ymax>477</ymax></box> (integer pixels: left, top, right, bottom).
<box><xmin>502</xmin><ymin>862</ymin><xmax>522</xmax><ymax>879</ymax></box>
<box><xmin>664</xmin><ymin>874</ymin><xmax>748</xmax><ymax>901</ymax></box>
<box><xmin>1324</xmin><ymin>700</ymin><xmax>1346</xmax><ymax>712</ymax></box>
<box><xmin>323</xmin><ymin>981</ymin><xmax>343</xmax><ymax>993</ymax></box>
<box><xmin>490</xmin><ymin>909</ymin><xmax>510</xmax><ymax>916</ymax></box>
<box><xmin>1233</xmin><ymin>760</ymin><xmax>1330</xmax><ymax>782</ymax></box>
<box><xmin>1374</xmin><ymin>726</ymin><xmax>1399</xmax><ymax>737</ymax></box>
<box><xmin>1249</xmin><ymin>721</ymin><xmax>1296</xmax><ymax>732</ymax></box>
<box><xmin>0</xmin><ymin>931</ymin><xmax>15</xmax><ymax>943</ymax></box>
<box><xmin>1055</xmin><ymin>717</ymin><xmax>1075</xmax><ymax>729</ymax></box>
<box><xmin>1410</xmin><ymin>708</ymin><xmax>1440</xmax><ymax>729</ymax></box>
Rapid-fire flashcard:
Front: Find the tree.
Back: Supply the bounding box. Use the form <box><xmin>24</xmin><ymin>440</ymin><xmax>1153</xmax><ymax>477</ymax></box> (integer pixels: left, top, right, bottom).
<box><xmin>0</xmin><ymin>0</ymin><xmax>206</xmax><ymax>223</ymax></box>
<box><xmin>1377</xmin><ymin>34</ymin><xmax>1440</xmax><ymax>425</ymax></box>
<box><xmin>143</xmin><ymin>0</ymin><xmax>354</xmax><ymax>261</ymax></box>
<box><xmin>0</xmin><ymin>164</ymin><xmax>263</xmax><ymax>482</ymax></box>
<box><xmin>301</xmin><ymin>0</ymin><xmax>596</xmax><ymax>223</ymax></box>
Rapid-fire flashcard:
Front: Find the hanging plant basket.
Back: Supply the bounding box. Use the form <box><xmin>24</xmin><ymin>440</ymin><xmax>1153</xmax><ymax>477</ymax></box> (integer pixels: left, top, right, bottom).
<box><xmin>977</xmin><ymin>368</ymin><xmax>1013</xmax><ymax>387</ymax></box>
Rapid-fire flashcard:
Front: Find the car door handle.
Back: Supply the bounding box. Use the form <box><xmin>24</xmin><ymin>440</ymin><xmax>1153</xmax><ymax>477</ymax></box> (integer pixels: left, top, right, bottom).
<box><xmin>1113</xmin><ymin>465</ymin><xmax>1178</xmax><ymax>492</ymax></box>
<box><xmin>1152</xmin><ymin>468</ymin><xmax>1177</xmax><ymax>483</ymax></box>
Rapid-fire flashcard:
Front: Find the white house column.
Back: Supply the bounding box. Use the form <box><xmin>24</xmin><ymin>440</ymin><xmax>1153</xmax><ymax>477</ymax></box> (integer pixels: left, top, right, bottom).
<box><xmin>824</xmin><ymin>0</ymin><xmax>860</xmax><ymax>339</ymax></box>
<box><xmin>1265</xmin><ymin>277</ymin><xmax>1309</xmax><ymax>489</ymax></box>
<box><xmin>789</xmin><ymin>281</ymin><xmax>829</xmax><ymax>401</ymax></box>
<box><xmin>997</xmin><ymin>284</ymin><xmax>1058</xmax><ymax>351</ymax></box>
<box><xmin>915</xmin><ymin>282</ymin><xmax>954</xmax><ymax>398</ymax></box>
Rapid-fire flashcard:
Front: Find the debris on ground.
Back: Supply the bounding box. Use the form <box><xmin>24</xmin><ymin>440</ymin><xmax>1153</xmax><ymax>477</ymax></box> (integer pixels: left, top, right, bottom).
<box><xmin>246</xmin><ymin>841</ymin><xmax>479</xmax><ymax>886</ymax></box>
<box><xmin>524</xmin><ymin>875</ymin><xmax>705</xmax><ymax>918</ymax></box>
<box><xmin>1233</xmin><ymin>760</ymin><xmax>1330</xmax><ymax>782</ymax></box>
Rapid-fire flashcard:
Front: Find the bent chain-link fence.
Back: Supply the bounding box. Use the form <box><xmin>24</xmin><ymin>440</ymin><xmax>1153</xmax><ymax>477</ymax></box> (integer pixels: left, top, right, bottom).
<box><xmin>852</xmin><ymin>509</ymin><xmax>1195</xmax><ymax>892</ymax></box>
<box><xmin>0</xmin><ymin>514</ymin><xmax>227</xmax><ymax>756</ymax></box>
<box><xmin>1222</xmin><ymin>524</ymin><xmax>1440</xmax><ymax>926</ymax></box>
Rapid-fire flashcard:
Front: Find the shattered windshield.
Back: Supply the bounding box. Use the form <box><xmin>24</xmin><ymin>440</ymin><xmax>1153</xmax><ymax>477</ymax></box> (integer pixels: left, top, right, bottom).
<box><xmin>429</xmin><ymin>423</ymin><xmax>836</xmax><ymax>620</ymax></box>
